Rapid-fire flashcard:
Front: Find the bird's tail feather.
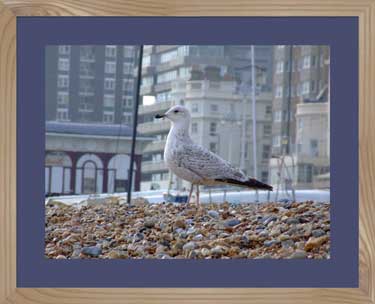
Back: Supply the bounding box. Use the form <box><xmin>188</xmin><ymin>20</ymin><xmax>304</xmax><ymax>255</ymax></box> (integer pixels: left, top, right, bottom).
<box><xmin>215</xmin><ymin>178</ymin><xmax>273</xmax><ymax>191</ymax></box>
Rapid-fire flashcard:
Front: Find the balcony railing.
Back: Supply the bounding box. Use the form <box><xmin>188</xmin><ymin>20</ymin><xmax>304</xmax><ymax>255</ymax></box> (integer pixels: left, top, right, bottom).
<box><xmin>141</xmin><ymin>160</ymin><xmax>167</xmax><ymax>173</ymax></box>
<box><xmin>137</xmin><ymin>120</ymin><xmax>171</xmax><ymax>135</ymax></box>
<box><xmin>142</xmin><ymin>140</ymin><xmax>167</xmax><ymax>153</ymax></box>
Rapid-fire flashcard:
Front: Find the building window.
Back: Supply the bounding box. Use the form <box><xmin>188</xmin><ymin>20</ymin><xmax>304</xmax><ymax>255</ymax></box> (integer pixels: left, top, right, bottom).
<box><xmin>210</xmin><ymin>104</ymin><xmax>218</xmax><ymax>112</ymax></box>
<box><xmin>285</xmin><ymin>61</ymin><xmax>290</xmax><ymax>72</ymax></box>
<box><xmin>263</xmin><ymin>124</ymin><xmax>272</xmax><ymax>136</ymax></box>
<box><xmin>57</xmin><ymin>75</ymin><xmax>69</xmax><ymax>88</ymax></box>
<box><xmin>303</xmin><ymin>56</ymin><xmax>311</xmax><ymax>69</ymax></box>
<box><xmin>298</xmin><ymin>119</ymin><xmax>304</xmax><ymax>130</ymax></box>
<box><xmin>262</xmin><ymin>145</ymin><xmax>271</xmax><ymax>159</ymax></box>
<box><xmin>104</xmin><ymin>78</ymin><xmax>116</xmax><ymax>90</ymax></box>
<box><xmin>310</xmin><ymin>139</ymin><xmax>319</xmax><ymax>157</ymax></box>
<box><xmin>57</xmin><ymin>92</ymin><xmax>69</xmax><ymax>105</ymax></box>
<box><xmin>272</xmin><ymin>135</ymin><xmax>281</xmax><ymax>147</ymax></box>
<box><xmin>156</xmin><ymin>91</ymin><xmax>171</xmax><ymax>102</ymax></box>
<box><xmin>178</xmin><ymin>46</ymin><xmax>190</xmax><ymax>57</ymax></box>
<box><xmin>79</xmin><ymin>78</ymin><xmax>95</xmax><ymax>94</ymax></box>
<box><xmin>209</xmin><ymin>142</ymin><xmax>217</xmax><ymax>153</ymax></box>
<box><xmin>103</xmin><ymin>94</ymin><xmax>115</xmax><ymax>108</ymax></box>
<box><xmin>265</xmin><ymin>105</ymin><xmax>272</xmax><ymax>115</ymax></box>
<box><xmin>58</xmin><ymin>45</ymin><xmax>71</xmax><ymax>55</ymax></box>
<box><xmin>273</xmin><ymin>110</ymin><xmax>282</xmax><ymax>122</ymax></box>
<box><xmin>160</xmin><ymin>50</ymin><xmax>178</xmax><ymax>63</ymax></box>
<box><xmin>152</xmin><ymin>174</ymin><xmax>161</xmax><ymax>181</ymax></box>
<box><xmin>142</xmin><ymin>55</ymin><xmax>151</xmax><ymax>67</ymax></box>
<box><xmin>105</xmin><ymin>45</ymin><xmax>117</xmax><ymax>58</ymax></box>
<box><xmin>123</xmin><ymin>46</ymin><xmax>135</xmax><ymax>58</ymax></box>
<box><xmin>103</xmin><ymin>112</ymin><xmax>114</xmax><ymax>123</ymax></box>
<box><xmin>191</xmin><ymin>122</ymin><xmax>198</xmax><ymax>134</ymax></box>
<box><xmin>276</xmin><ymin>61</ymin><xmax>284</xmax><ymax>74</ymax></box>
<box><xmin>298</xmin><ymin>164</ymin><xmax>313</xmax><ymax>183</ymax></box>
<box><xmin>210</xmin><ymin>122</ymin><xmax>217</xmax><ymax>135</ymax></box>
<box><xmin>80</xmin><ymin>62</ymin><xmax>94</xmax><ymax>77</ymax></box>
<box><xmin>142</xmin><ymin>76</ymin><xmax>153</xmax><ymax>86</ymax></box>
<box><xmin>191</xmin><ymin>103</ymin><xmax>199</xmax><ymax>113</ymax></box>
<box><xmin>311</xmin><ymin>55</ymin><xmax>317</xmax><ymax>67</ymax></box>
<box><xmin>123</xmin><ymin>78</ymin><xmax>134</xmax><ymax>91</ymax></box>
<box><xmin>58</xmin><ymin>58</ymin><xmax>70</xmax><ymax>71</ymax></box>
<box><xmin>56</xmin><ymin>109</ymin><xmax>69</xmax><ymax>121</ymax></box>
<box><xmin>123</xmin><ymin>62</ymin><xmax>133</xmax><ymax>74</ymax></box>
<box><xmin>275</xmin><ymin>86</ymin><xmax>283</xmax><ymax>98</ymax></box>
<box><xmin>157</xmin><ymin>70</ymin><xmax>177</xmax><ymax>83</ymax></box>
<box><xmin>277</xmin><ymin>45</ymin><xmax>285</xmax><ymax>49</ymax></box>
<box><xmin>123</xmin><ymin>113</ymin><xmax>132</xmax><ymax>125</ymax></box>
<box><xmin>302</xmin><ymin>81</ymin><xmax>310</xmax><ymax>95</ymax></box>
<box><xmin>122</xmin><ymin>96</ymin><xmax>133</xmax><ymax>109</ymax></box>
<box><xmin>80</xmin><ymin>46</ymin><xmax>95</xmax><ymax>61</ymax></box>
<box><xmin>105</xmin><ymin>61</ymin><xmax>116</xmax><ymax>74</ymax></box>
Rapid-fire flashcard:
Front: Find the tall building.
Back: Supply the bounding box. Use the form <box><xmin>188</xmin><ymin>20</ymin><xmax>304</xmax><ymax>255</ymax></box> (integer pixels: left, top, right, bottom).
<box><xmin>269</xmin><ymin>45</ymin><xmax>330</xmax><ymax>189</ymax></box>
<box><xmin>45</xmin><ymin>45</ymin><xmax>138</xmax><ymax>125</ymax></box>
<box><xmin>137</xmin><ymin>45</ymin><xmax>274</xmax><ymax>191</ymax></box>
<box><xmin>44</xmin><ymin>45</ymin><xmax>150</xmax><ymax>196</ymax></box>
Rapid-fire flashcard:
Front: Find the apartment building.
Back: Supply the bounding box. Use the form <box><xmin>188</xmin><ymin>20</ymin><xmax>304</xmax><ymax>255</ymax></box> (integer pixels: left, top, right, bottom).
<box><xmin>269</xmin><ymin>45</ymin><xmax>330</xmax><ymax>189</ymax></box>
<box><xmin>45</xmin><ymin>45</ymin><xmax>138</xmax><ymax>125</ymax></box>
<box><xmin>137</xmin><ymin>45</ymin><xmax>274</xmax><ymax>191</ymax></box>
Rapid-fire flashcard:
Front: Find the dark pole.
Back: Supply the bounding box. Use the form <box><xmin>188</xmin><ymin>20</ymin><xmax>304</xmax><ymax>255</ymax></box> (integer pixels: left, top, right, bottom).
<box><xmin>127</xmin><ymin>45</ymin><xmax>143</xmax><ymax>204</ymax></box>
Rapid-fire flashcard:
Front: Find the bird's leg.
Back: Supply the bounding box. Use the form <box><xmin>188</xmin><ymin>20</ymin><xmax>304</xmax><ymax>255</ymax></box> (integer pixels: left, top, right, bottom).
<box><xmin>196</xmin><ymin>184</ymin><xmax>200</xmax><ymax>208</ymax></box>
<box><xmin>186</xmin><ymin>183</ymin><xmax>194</xmax><ymax>205</ymax></box>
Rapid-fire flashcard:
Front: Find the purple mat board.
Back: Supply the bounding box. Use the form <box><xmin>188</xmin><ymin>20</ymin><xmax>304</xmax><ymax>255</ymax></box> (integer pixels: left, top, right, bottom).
<box><xmin>17</xmin><ymin>17</ymin><xmax>358</xmax><ymax>287</ymax></box>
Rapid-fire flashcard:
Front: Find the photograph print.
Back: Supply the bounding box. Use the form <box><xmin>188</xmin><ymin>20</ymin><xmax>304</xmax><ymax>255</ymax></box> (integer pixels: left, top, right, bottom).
<box><xmin>44</xmin><ymin>45</ymin><xmax>330</xmax><ymax>260</ymax></box>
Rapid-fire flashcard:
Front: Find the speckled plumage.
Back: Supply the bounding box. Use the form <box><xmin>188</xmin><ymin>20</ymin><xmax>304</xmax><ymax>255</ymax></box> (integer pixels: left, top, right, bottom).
<box><xmin>156</xmin><ymin>105</ymin><xmax>272</xmax><ymax>206</ymax></box>
<box><xmin>163</xmin><ymin>106</ymin><xmax>248</xmax><ymax>187</ymax></box>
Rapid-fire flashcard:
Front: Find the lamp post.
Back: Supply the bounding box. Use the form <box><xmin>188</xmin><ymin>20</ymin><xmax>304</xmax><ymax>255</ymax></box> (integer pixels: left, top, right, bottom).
<box><xmin>235</xmin><ymin>49</ymin><xmax>267</xmax><ymax>178</ymax></box>
<box><xmin>127</xmin><ymin>45</ymin><xmax>143</xmax><ymax>205</ymax></box>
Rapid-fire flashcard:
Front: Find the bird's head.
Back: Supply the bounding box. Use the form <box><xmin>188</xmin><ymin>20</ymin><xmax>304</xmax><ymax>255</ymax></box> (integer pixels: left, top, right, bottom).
<box><xmin>155</xmin><ymin>105</ymin><xmax>191</xmax><ymax>126</ymax></box>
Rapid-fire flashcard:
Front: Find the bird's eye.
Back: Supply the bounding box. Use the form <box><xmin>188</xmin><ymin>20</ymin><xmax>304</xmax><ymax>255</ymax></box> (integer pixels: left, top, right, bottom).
<box><xmin>174</xmin><ymin>110</ymin><xmax>179</xmax><ymax>113</ymax></box>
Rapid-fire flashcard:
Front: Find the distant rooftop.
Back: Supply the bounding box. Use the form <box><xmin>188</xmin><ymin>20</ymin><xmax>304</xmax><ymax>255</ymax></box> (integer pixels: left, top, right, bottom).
<box><xmin>46</xmin><ymin>121</ymin><xmax>146</xmax><ymax>138</ymax></box>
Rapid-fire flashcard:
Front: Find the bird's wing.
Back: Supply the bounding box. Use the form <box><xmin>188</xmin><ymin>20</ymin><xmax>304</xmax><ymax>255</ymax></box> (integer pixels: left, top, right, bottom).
<box><xmin>176</xmin><ymin>144</ymin><xmax>247</xmax><ymax>182</ymax></box>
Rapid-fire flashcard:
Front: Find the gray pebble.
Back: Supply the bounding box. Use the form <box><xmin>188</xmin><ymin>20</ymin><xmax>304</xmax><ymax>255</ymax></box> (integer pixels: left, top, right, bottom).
<box><xmin>192</xmin><ymin>234</ymin><xmax>204</xmax><ymax>241</ymax></box>
<box><xmin>289</xmin><ymin>250</ymin><xmax>307</xmax><ymax>259</ymax></box>
<box><xmin>264</xmin><ymin>240</ymin><xmax>280</xmax><ymax>247</ymax></box>
<box><xmin>224</xmin><ymin>219</ymin><xmax>241</xmax><ymax>227</ymax></box>
<box><xmin>262</xmin><ymin>216</ymin><xmax>277</xmax><ymax>226</ymax></box>
<box><xmin>312</xmin><ymin>229</ymin><xmax>326</xmax><ymax>238</ymax></box>
<box><xmin>281</xmin><ymin>240</ymin><xmax>295</xmax><ymax>249</ymax></box>
<box><xmin>183</xmin><ymin>241</ymin><xmax>196</xmax><ymax>252</ymax></box>
<box><xmin>81</xmin><ymin>246</ymin><xmax>102</xmax><ymax>257</ymax></box>
<box><xmin>286</xmin><ymin>218</ymin><xmax>300</xmax><ymax>225</ymax></box>
<box><xmin>133</xmin><ymin>233</ymin><xmax>144</xmax><ymax>242</ymax></box>
<box><xmin>144</xmin><ymin>218</ymin><xmax>157</xmax><ymax>228</ymax></box>
<box><xmin>211</xmin><ymin>246</ymin><xmax>225</xmax><ymax>256</ymax></box>
<box><xmin>208</xmin><ymin>210</ymin><xmax>220</xmax><ymax>219</ymax></box>
<box><xmin>186</xmin><ymin>227</ymin><xmax>196</xmax><ymax>235</ymax></box>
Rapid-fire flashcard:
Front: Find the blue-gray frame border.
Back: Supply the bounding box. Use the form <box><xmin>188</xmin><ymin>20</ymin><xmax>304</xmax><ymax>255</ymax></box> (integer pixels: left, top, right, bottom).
<box><xmin>17</xmin><ymin>17</ymin><xmax>358</xmax><ymax>288</ymax></box>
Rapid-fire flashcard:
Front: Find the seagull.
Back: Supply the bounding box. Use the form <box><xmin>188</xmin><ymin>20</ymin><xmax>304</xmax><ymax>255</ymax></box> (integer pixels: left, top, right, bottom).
<box><xmin>155</xmin><ymin>105</ymin><xmax>273</xmax><ymax>206</ymax></box>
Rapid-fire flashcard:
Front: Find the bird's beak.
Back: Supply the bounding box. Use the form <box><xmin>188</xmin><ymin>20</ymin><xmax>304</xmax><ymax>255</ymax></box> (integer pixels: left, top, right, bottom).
<box><xmin>155</xmin><ymin>113</ymin><xmax>166</xmax><ymax>119</ymax></box>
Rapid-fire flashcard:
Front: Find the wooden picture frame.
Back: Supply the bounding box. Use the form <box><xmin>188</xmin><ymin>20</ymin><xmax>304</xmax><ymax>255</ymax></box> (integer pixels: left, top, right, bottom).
<box><xmin>0</xmin><ymin>1</ymin><xmax>372</xmax><ymax>303</ymax></box>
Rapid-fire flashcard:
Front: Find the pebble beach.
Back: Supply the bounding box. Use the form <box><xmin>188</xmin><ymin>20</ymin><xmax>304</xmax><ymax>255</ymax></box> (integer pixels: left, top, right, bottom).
<box><xmin>45</xmin><ymin>198</ymin><xmax>330</xmax><ymax>259</ymax></box>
